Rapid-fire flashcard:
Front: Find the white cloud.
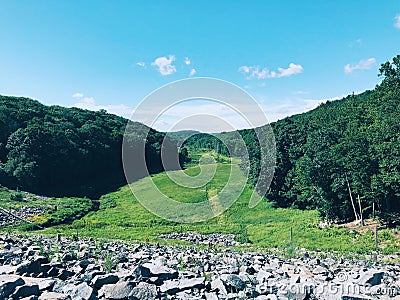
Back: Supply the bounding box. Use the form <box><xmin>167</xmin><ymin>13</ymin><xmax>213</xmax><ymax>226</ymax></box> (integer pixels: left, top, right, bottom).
<box><xmin>263</xmin><ymin>99</ymin><xmax>325</xmax><ymax>122</ymax></box>
<box><xmin>189</xmin><ymin>68</ymin><xmax>196</xmax><ymax>76</ymax></box>
<box><xmin>136</xmin><ymin>62</ymin><xmax>146</xmax><ymax>68</ymax></box>
<box><xmin>344</xmin><ymin>57</ymin><xmax>376</xmax><ymax>74</ymax></box>
<box><xmin>81</xmin><ymin>97</ymin><xmax>95</xmax><ymax>104</ymax></box>
<box><xmin>239</xmin><ymin>63</ymin><xmax>303</xmax><ymax>79</ymax></box>
<box><xmin>74</xmin><ymin>96</ymin><xmax>133</xmax><ymax>118</ymax></box>
<box><xmin>348</xmin><ymin>38</ymin><xmax>362</xmax><ymax>48</ymax></box>
<box><xmin>72</xmin><ymin>93</ymin><xmax>84</xmax><ymax>99</ymax></box>
<box><xmin>151</xmin><ymin>55</ymin><xmax>177</xmax><ymax>76</ymax></box>
<box><xmin>150</xmin><ymin>100</ymin><xmax>256</xmax><ymax>132</ymax></box>
<box><xmin>239</xmin><ymin>66</ymin><xmax>250</xmax><ymax>73</ymax></box>
<box><xmin>264</xmin><ymin>91</ymin><xmax>363</xmax><ymax>122</ymax></box>
<box><xmin>293</xmin><ymin>90</ymin><xmax>308</xmax><ymax>95</ymax></box>
<box><xmin>185</xmin><ymin>57</ymin><xmax>191</xmax><ymax>65</ymax></box>
<box><xmin>395</xmin><ymin>15</ymin><xmax>400</xmax><ymax>28</ymax></box>
<box><xmin>149</xmin><ymin>92</ymin><xmax>353</xmax><ymax>132</ymax></box>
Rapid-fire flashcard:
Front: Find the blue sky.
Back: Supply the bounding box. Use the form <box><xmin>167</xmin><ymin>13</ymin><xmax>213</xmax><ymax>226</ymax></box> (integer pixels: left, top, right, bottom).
<box><xmin>1</xmin><ymin>1</ymin><xmax>400</xmax><ymax>131</ymax></box>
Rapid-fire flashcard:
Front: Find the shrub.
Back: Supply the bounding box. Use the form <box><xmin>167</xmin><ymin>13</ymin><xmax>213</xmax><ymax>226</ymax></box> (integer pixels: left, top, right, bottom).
<box><xmin>10</xmin><ymin>192</ymin><xmax>24</xmax><ymax>201</ymax></box>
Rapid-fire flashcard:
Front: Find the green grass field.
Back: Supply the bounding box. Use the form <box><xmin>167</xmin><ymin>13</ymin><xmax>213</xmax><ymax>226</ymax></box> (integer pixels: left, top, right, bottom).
<box><xmin>32</xmin><ymin>152</ymin><xmax>399</xmax><ymax>255</ymax></box>
<box><xmin>0</xmin><ymin>187</ymin><xmax>93</xmax><ymax>228</ymax></box>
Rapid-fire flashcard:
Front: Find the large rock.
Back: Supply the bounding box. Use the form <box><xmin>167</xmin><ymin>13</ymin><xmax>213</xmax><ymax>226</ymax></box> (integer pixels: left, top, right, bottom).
<box><xmin>139</xmin><ymin>263</ymin><xmax>178</xmax><ymax>284</ymax></box>
<box><xmin>100</xmin><ymin>281</ymin><xmax>134</xmax><ymax>300</ymax></box>
<box><xmin>159</xmin><ymin>277</ymin><xmax>205</xmax><ymax>295</ymax></box>
<box><xmin>11</xmin><ymin>284</ymin><xmax>40</xmax><ymax>299</ymax></box>
<box><xmin>0</xmin><ymin>275</ymin><xmax>25</xmax><ymax>299</ymax></box>
<box><xmin>130</xmin><ymin>282</ymin><xmax>158</xmax><ymax>300</ymax></box>
<box><xmin>91</xmin><ymin>274</ymin><xmax>119</xmax><ymax>289</ymax></box>
<box><xmin>256</xmin><ymin>270</ymin><xmax>274</xmax><ymax>283</ymax></box>
<box><xmin>179</xmin><ymin>277</ymin><xmax>205</xmax><ymax>291</ymax></box>
<box><xmin>220</xmin><ymin>274</ymin><xmax>246</xmax><ymax>293</ymax></box>
<box><xmin>312</xmin><ymin>266</ymin><xmax>329</xmax><ymax>276</ymax></box>
<box><xmin>38</xmin><ymin>278</ymin><xmax>57</xmax><ymax>291</ymax></box>
<box><xmin>356</xmin><ymin>270</ymin><xmax>385</xmax><ymax>286</ymax></box>
<box><xmin>16</xmin><ymin>260</ymin><xmax>41</xmax><ymax>275</ymax></box>
<box><xmin>210</xmin><ymin>278</ymin><xmax>227</xmax><ymax>295</ymax></box>
<box><xmin>62</xmin><ymin>282</ymin><xmax>95</xmax><ymax>300</ymax></box>
<box><xmin>0</xmin><ymin>265</ymin><xmax>17</xmax><ymax>275</ymax></box>
<box><xmin>159</xmin><ymin>280</ymin><xmax>180</xmax><ymax>295</ymax></box>
<box><xmin>39</xmin><ymin>291</ymin><xmax>72</xmax><ymax>300</ymax></box>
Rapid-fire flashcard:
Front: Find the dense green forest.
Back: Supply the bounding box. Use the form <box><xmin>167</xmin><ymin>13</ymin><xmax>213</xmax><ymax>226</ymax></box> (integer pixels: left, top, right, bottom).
<box><xmin>1</xmin><ymin>56</ymin><xmax>399</xmax><ymax>224</ymax></box>
<box><xmin>183</xmin><ymin>55</ymin><xmax>400</xmax><ymax>224</ymax></box>
<box><xmin>0</xmin><ymin>97</ymin><xmax>186</xmax><ymax>198</ymax></box>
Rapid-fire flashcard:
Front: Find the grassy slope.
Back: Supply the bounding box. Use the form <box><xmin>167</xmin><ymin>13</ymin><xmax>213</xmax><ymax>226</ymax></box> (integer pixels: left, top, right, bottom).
<box><xmin>37</xmin><ymin>154</ymin><xmax>398</xmax><ymax>254</ymax></box>
<box><xmin>0</xmin><ymin>187</ymin><xmax>93</xmax><ymax>228</ymax></box>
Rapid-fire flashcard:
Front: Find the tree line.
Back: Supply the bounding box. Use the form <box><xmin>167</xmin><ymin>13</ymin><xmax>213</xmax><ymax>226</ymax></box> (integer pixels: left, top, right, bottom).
<box><xmin>0</xmin><ymin>97</ymin><xmax>187</xmax><ymax>198</ymax></box>
<box><xmin>183</xmin><ymin>55</ymin><xmax>400</xmax><ymax>225</ymax></box>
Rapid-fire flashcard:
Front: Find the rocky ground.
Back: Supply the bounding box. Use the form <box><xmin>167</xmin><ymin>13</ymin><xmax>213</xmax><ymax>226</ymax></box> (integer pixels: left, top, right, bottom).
<box><xmin>0</xmin><ymin>207</ymin><xmax>47</xmax><ymax>227</ymax></box>
<box><xmin>0</xmin><ymin>234</ymin><xmax>399</xmax><ymax>300</ymax></box>
<box><xmin>157</xmin><ymin>232</ymin><xmax>239</xmax><ymax>247</ymax></box>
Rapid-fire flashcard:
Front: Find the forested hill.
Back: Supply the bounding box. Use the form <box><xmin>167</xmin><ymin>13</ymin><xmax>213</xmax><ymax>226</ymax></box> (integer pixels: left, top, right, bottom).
<box><xmin>1</xmin><ymin>56</ymin><xmax>399</xmax><ymax>224</ymax></box>
<box><xmin>0</xmin><ymin>96</ymin><xmax>185</xmax><ymax>198</ymax></box>
<box><xmin>184</xmin><ymin>55</ymin><xmax>400</xmax><ymax>224</ymax></box>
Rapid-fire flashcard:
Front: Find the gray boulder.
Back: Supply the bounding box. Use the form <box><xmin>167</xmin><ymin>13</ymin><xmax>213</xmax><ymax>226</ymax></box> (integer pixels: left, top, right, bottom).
<box><xmin>0</xmin><ymin>275</ymin><xmax>25</xmax><ymax>299</ymax></box>
<box><xmin>139</xmin><ymin>263</ymin><xmax>178</xmax><ymax>284</ymax></box>
<box><xmin>11</xmin><ymin>284</ymin><xmax>40</xmax><ymax>299</ymax></box>
<box><xmin>62</xmin><ymin>282</ymin><xmax>95</xmax><ymax>300</ymax></box>
<box><xmin>220</xmin><ymin>274</ymin><xmax>246</xmax><ymax>292</ymax></box>
<box><xmin>356</xmin><ymin>269</ymin><xmax>385</xmax><ymax>286</ymax></box>
<box><xmin>91</xmin><ymin>274</ymin><xmax>119</xmax><ymax>289</ymax></box>
<box><xmin>39</xmin><ymin>291</ymin><xmax>72</xmax><ymax>300</ymax></box>
<box><xmin>38</xmin><ymin>278</ymin><xmax>57</xmax><ymax>291</ymax></box>
<box><xmin>130</xmin><ymin>282</ymin><xmax>158</xmax><ymax>300</ymax></box>
<box><xmin>16</xmin><ymin>260</ymin><xmax>41</xmax><ymax>275</ymax></box>
<box><xmin>100</xmin><ymin>281</ymin><xmax>134</xmax><ymax>300</ymax></box>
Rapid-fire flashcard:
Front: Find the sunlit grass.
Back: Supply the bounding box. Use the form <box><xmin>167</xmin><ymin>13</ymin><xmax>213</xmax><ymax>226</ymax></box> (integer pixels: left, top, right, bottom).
<box><xmin>35</xmin><ymin>155</ymin><xmax>398</xmax><ymax>254</ymax></box>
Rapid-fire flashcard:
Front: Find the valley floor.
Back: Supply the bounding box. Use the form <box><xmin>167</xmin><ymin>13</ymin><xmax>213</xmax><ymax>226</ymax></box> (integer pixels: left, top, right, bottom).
<box><xmin>1</xmin><ymin>233</ymin><xmax>399</xmax><ymax>299</ymax></box>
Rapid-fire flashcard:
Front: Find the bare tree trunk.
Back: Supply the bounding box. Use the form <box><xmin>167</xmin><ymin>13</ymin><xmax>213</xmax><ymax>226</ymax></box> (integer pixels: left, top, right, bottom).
<box><xmin>357</xmin><ymin>195</ymin><xmax>364</xmax><ymax>226</ymax></box>
<box><xmin>345</xmin><ymin>173</ymin><xmax>359</xmax><ymax>221</ymax></box>
<box><xmin>372</xmin><ymin>202</ymin><xmax>375</xmax><ymax>219</ymax></box>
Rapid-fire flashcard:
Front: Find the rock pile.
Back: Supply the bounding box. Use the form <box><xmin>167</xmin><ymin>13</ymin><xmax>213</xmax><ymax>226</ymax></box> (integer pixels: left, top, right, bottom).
<box><xmin>0</xmin><ymin>234</ymin><xmax>399</xmax><ymax>299</ymax></box>
<box><xmin>0</xmin><ymin>206</ymin><xmax>47</xmax><ymax>227</ymax></box>
<box><xmin>157</xmin><ymin>232</ymin><xmax>239</xmax><ymax>247</ymax></box>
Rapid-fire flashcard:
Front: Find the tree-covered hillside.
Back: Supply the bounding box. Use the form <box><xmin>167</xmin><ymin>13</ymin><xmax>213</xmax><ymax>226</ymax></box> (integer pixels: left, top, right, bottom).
<box><xmin>184</xmin><ymin>55</ymin><xmax>400</xmax><ymax>224</ymax></box>
<box><xmin>0</xmin><ymin>97</ymin><xmax>186</xmax><ymax>198</ymax></box>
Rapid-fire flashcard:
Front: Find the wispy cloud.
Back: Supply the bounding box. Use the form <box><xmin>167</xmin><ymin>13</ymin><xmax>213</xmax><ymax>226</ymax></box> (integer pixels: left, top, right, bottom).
<box><xmin>395</xmin><ymin>15</ymin><xmax>400</xmax><ymax>29</ymax></box>
<box><xmin>239</xmin><ymin>63</ymin><xmax>303</xmax><ymax>80</ymax></box>
<box><xmin>151</xmin><ymin>55</ymin><xmax>176</xmax><ymax>76</ymax></box>
<box><xmin>348</xmin><ymin>38</ymin><xmax>362</xmax><ymax>48</ymax></box>
<box><xmin>293</xmin><ymin>90</ymin><xmax>308</xmax><ymax>95</ymax></box>
<box><xmin>72</xmin><ymin>94</ymin><xmax>133</xmax><ymax>117</ymax></box>
<box><xmin>264</xmin><ymin>91</ymin><xmax>363</xmax><ymax>122</ymax></box>
<box><xmin>136</xmin><ymin>61</ymin><xmax>146</xmax><ymax>68</ymax></box>
<box><xmin>185</xmin><ymin>57</ymin><xmax>191</xmax><ymax>65</ymax></box>
<box><xmin>344</xmin><ymin>57</ymin><xmax>376</xmax><ymax>74</ymax></box>
<box><xmin>72</xmin><ymin>92</ymin><xmax>84</xmax><ymax>99</ymax></box>
<box><xmin>189</xmin><ymin>68</ymin><xmax>196</xmax><ymax>77</ymax></box>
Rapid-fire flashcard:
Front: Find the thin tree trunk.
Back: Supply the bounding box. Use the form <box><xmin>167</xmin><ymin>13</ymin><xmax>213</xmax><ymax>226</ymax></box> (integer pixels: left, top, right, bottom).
<box><xmin>345</xmin><ymin>173</ymin><xmax>359</xmax><ymax>221</ymax></box>
<box><xmin>372</xmin><ymin>202</ymin><xmax>375</xmax><ymax>219</ymax></box>
<box><xmin>357</xmin><ymin>195</ymin><xmax>364</xmax><ymax>226</ymax></box>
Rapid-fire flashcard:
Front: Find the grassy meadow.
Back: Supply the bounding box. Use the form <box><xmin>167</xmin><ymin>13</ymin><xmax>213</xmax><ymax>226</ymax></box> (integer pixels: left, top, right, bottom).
<box><xmin>26</xmin><ymin>152</ymin><xmax>399</xmax><ymax>255</ymax></box>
